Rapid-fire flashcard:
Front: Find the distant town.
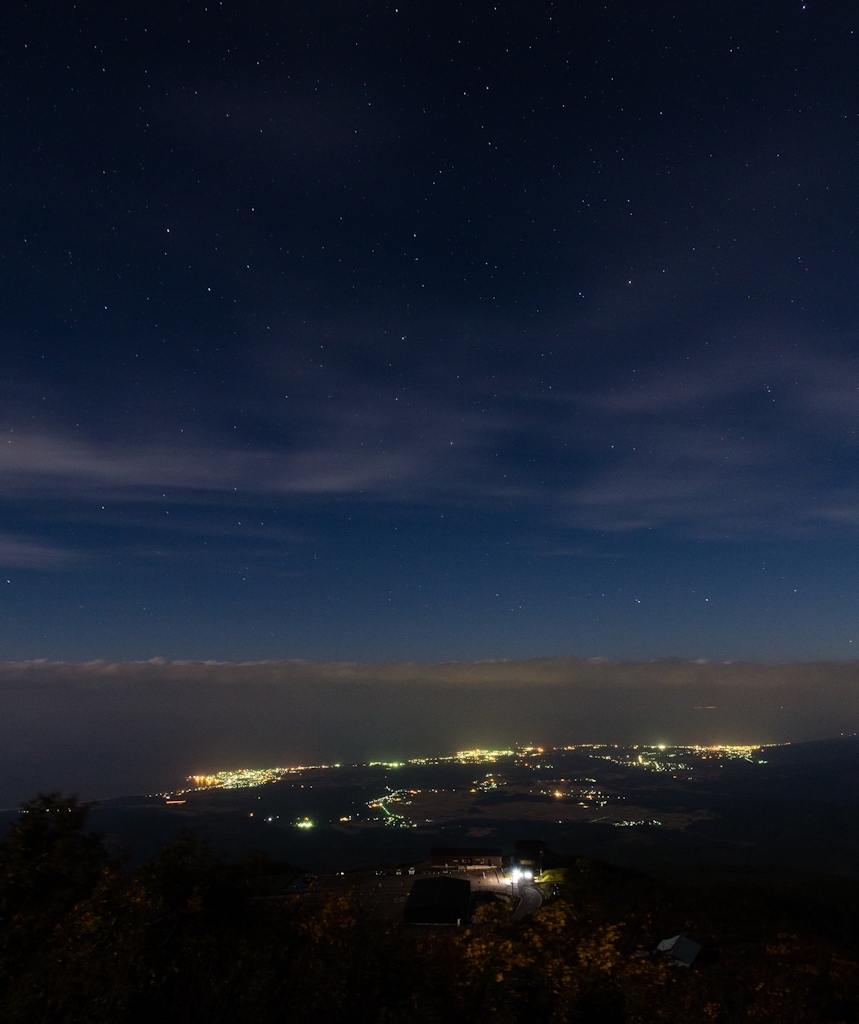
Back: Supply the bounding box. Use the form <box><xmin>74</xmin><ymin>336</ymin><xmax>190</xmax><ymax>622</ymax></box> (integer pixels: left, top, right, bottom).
<box><xmin>20</xmin><ymin>733</ymin><xmax>855</xmax><ymax>892</ymax></box>
<box><xmin>154</xmin><ymin>743</ymin><xmax>776</xmax><ymax>837</ymax></box>
<box><xmin>188</xmin><ymin>743</ymin><xmax>768</xmax><ymax>791</ymax></box>
<box><xmin>135</xmin><ymin>742</ymin><xmax>785</xmax><ymax>934</ymax></box>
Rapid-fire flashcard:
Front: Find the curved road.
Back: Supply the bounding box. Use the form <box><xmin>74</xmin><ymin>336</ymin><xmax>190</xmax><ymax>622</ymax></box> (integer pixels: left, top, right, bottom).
<box><xmin>511</xmin><ymin>884</ymin><xmax>542</xmax><ymax>921</ymax></box>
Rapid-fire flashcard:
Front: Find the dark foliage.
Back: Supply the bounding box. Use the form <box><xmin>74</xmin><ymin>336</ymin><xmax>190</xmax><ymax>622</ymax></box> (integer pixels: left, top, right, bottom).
<box><xmin>1</xmin><ymin>796</ymin><xmax>858</xmax><ymax>1022</ymax></box>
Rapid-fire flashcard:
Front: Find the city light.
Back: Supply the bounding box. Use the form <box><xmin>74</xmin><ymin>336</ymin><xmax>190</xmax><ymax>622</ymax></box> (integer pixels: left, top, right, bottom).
<box><xmin>368</xmin><ymin>789</ymin><xmax>416</xmax><ymax>827</ymax></box>
<box><xmin>453</xmin><ymin>748</ymin><xmax>515</xmax><ymax>762</ymax></box>
<box><xmin>187</xmin><ymin>763</ymin><xmax>341</xmax><ymax>790</ymax></box>
<box><xmin>187</xmin><ymin>742</ymin><xmax>774</xmax><ymax>799</ymax></box>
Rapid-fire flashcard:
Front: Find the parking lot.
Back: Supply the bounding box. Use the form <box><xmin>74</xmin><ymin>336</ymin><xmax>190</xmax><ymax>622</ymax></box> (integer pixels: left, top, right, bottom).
<box><xmin>288</xmin><ymin>866</ymin><xmax>535</xmax><ymax>922</ymax></box>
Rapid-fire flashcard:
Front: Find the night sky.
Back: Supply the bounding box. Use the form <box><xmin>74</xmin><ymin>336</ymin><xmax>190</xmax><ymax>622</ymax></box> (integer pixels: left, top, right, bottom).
<box><xmin>3</xmin><ymin>1</ymin><xmax>859</xmax><ymax>662</ymax></box>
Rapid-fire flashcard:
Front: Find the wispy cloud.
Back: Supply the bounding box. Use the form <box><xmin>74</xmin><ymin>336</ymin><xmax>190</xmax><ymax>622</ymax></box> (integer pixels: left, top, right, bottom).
<box><xmin>0</xmin><ymin>534</ymin><xmax>77</xmax><ymax>570</ymax></box>
<box><xmin>0</xmin><ymin>430</ymin><xmax>450</xmax><ymax>501</ymax></box>
<box><xmin>3</xmin><ymin>326</ymin><xmax>859</xmax><ymax>561</ymax></box>
<box><xmin>555</xmin><ymin>340</ymin><xmax>859</xmax><ymax>536</ymax></box>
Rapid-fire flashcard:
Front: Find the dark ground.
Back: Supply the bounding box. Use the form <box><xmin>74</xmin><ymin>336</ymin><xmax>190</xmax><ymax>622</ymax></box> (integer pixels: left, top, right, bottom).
<box><xmin>5</xmin><ymin>737</ymin><xmax>859</xmax><ymax>883</ymax></box>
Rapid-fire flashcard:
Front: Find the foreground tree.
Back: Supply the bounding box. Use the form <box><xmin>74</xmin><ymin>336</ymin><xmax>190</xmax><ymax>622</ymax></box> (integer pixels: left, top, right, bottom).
<box><xmin>2</xmin><ymin>796</ymin><xmax>859</xmax><ymax>1022</ymax></box>
<box><xmin>0</xmin><ymin>794</ymin><xmax>111</xmax><ymax>1020</ymax></box>
<box><xmin>0</xmin><ymin>793</ymin><xmax>107</xmax><ymax>919</ymax></box>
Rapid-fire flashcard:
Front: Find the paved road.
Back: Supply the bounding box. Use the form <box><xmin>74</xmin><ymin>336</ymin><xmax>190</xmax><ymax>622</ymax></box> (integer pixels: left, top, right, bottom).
<box><xmin>511</xmin><ymin>884</ymin><xmax>542</xmax><ymax>921</ymax></box>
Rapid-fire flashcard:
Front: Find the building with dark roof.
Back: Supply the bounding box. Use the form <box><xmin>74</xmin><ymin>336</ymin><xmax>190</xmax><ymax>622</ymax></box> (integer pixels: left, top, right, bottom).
<box><xmin>430</xmin><ymin>847</ymin><xmax>503</xmax><ymax>870</ymax></box>
<box><xmin>656</xmin><ymin>935</ymin><xmax>702</xmax><ymax>967</ymax></box>
<box><xmin>403</xmin><ymin>876</ymin><xmax>471</xmax><ymax>925</ymax></box>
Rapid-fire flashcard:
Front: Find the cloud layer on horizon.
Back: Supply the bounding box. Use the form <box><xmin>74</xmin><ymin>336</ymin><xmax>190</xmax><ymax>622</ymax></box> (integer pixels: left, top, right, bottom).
<box><xmin>1</xmin><ymin>657</ymin><xmax>856</xmax><ymax>807</ymax></box>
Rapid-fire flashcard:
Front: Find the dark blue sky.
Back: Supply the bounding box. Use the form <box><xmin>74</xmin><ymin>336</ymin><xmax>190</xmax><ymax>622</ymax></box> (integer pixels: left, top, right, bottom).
<box><xmin>2</xmin><ymin>0</ymin><xmax>859</xmax><ymax>661</ymax></box>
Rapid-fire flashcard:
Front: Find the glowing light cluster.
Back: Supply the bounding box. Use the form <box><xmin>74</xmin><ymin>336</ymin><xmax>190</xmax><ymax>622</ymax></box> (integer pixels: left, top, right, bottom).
<box><xmin>188</xmin><ymin>742</ymin><xmax>773</xmax><ymax>796</ymax></box>
<box><xmin>367</xmin><ymin>788</ymin><xmax>416</xmax><ymax>827</ymax></box>
<box><xmin>453</xmin><ymin>748</ymin><xmax>515</xmax><ymax>762</ymax></box>
<box><xmin>472</xmin><ymin>773</ymin><xmax>501</xmax><ymax>792</ymax></box>
<box><xmin>187</xmin><ymin>763</ymin><xmax>340</xmax><ymax>790</ymax></box>
<box><xmin>594</xmin><ymin>744</ymin><xmax>767</xmax><ymax>772</ymax></box>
